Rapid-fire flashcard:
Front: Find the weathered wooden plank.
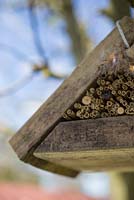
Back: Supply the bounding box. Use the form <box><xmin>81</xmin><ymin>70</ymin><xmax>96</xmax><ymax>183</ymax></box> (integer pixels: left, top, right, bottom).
<box><xmin>24</xmin><ymin>153</ymin><xmax>78</xmax><ymax>177</ymax></box>
<box><xmin>126</xmin><ymin>43</ymin><xmax>134</xmax><ymax>58</ymax></box>
<box><xmin>9</xmin><ymin>17</ymin><xmax>134</xmax><ymax>176</ymax></box>
<box><xmin>35</xmin><ymin>116</ymin><xmax>134</xmax><ymax>171</ymax></box>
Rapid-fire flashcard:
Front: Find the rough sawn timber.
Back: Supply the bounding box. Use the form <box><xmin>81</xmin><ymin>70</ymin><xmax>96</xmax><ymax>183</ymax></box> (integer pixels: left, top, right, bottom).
<box><xmin>35</xmin><ymin>116</ymin><xmax>134</xmax><ymax>172</ymax></box>
<box><xmin>9</xmin><ymin>17</ymin><xmax>134</xmax><ymax>176</ymax></box>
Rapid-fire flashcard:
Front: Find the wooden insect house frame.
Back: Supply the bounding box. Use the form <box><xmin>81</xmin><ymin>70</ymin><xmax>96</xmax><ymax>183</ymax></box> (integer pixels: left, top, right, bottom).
<box><xmin>10</xmin><ymin>17</ymin><xmax>134</xmax><ymax>177</ymax></box>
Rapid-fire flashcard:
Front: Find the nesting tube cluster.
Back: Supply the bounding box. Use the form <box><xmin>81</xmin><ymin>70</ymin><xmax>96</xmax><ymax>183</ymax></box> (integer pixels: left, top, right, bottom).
<box><xmin>63</xmin><ymin>65</ymin><xmax>134</xmax><ymax>120</ymax></box>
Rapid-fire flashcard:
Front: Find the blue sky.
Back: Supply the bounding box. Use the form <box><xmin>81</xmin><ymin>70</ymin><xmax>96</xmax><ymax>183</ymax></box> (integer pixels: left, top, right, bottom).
<box><xmin>0</xmin><ymin>0</ymin><xmax>114</xmax><ymax>130</ymax></box>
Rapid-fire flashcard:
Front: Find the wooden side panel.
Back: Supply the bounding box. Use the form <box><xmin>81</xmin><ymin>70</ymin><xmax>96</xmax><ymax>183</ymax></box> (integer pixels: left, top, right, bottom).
<box><xmin>35</xmin><ymin>149</ymin><xmax>134</xmax><ymax>172</ymax></box>
<box><xmin>9</xmin><ymin>17</ymin><xmax>134</xmax><ymax>176</ymax></box>
<box><xmin>35</xmin><ymin>116</ymin><xmax>134</xmax><ymax>171</ymax></box>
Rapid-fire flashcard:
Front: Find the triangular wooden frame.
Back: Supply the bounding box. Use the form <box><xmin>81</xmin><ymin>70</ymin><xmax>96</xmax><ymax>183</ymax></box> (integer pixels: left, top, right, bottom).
<box><xmin>9</xmin><ymin>17</ymin><xmax>134</xmax><ymax>177</ymax></box>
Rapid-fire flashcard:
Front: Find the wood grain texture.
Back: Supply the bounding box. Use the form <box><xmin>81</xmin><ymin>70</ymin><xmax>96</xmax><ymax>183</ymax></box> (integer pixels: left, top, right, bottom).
<box><xmin>9</xmin><ymin>17</ymin><xmax>134</xmax><ymax>176</ymax></box>
<box><xmin>35</xmin><ymin>116</ymin><xmax>134</xmax><ymax>171</ymax></box>
<box><xmin>126</xmin><ymin>43</ymin><xmax>134</xmax><ymax>58</ymax></box>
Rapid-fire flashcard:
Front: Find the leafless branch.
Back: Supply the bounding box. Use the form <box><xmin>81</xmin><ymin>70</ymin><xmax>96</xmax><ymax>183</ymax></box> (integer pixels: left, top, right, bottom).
<box><xmin>28</xmin><ymin>0</ymin><xmax>48</xmax><ymax>64</ymax></box>
<box><xmin>28</xmin><ymin>0</ymin><xmax>67</xmax><ymax>79</ymax></box>
<box><xmin>0</xmin><ymin>1</ymin><xmax>67</xmax><ymax>98</ymax></box>
<box><xmin>0</xmin><ymin>41</ymin><xmax>66</xmax><ymax>98</ymax></box>
<box><xmin>0</xmin><ymin>72</ymin><xmax>34</xmax><ymax>97</ymax></box>
<box><xmin>100</xmin><ymin>0</ymin><xmax>131</xmax><ymax>23</ymax></box>
<box><xmin>0</xmin><ymin>43</ymin><xmax>34</xmax><ymax>63</ymax></box>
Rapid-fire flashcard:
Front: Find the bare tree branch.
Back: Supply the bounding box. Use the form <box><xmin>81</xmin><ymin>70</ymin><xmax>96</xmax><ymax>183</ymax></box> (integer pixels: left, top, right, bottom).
<box><xmin>0</xmin><ymin>43</ymin><xmax>36</xmax><ymax>97</ymax></box>
<box><xmin>0</xmin><ymin>43</ymin><xmax>66</xmax><ymax>98</ymax></box>
<box><xmin>101</xmin><ymin>0</ymin><xmax>131</xmax><ymax>23</ymax></box>
<box><xmin>0</xmin><ymin>1</ymin><xmax>67</xmax><ymax>98</ymax></box>
<box><xmin>28</xmin><ymin>0</ymin><xmax>48</xmax><ymax>63</ymax></box>
<box><xmin>60</xmin><ymin>0</ymin><xmax>91</xmax><ymax>63</ymax></box>
<box><xmin>29</xmin><ymin>0</ymin><xmax>91</xmax><ymax>64</ymax></box>
<box><xmin>0</xmin><ymin>72</ymin><xmax>34</xmax><ymax>97</ymax></box>
<box><xmin>0</xmin><ymin>43</ymin><xmax>34</xmax><ymax>63</ymax></box>
<box><xmin>28</xmin><ymin>0</ymin><xmax>67</xmax><ymax>79</ymax></box>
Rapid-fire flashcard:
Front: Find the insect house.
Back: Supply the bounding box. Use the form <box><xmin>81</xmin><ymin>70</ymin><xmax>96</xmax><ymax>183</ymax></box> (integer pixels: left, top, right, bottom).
<box><xmin>10</xmin><ymin>17</ymin><xmax>134</xmax><ymax>177</ymax></box>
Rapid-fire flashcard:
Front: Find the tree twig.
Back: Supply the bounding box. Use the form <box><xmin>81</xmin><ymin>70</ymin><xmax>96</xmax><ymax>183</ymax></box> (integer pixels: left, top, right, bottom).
<box><xmin>0</xmin><ymin>1</ymin><xmax>68</xmax><ymax>98</ymax></box>
<box><xmin>0</xmin><ymin>72</ymin><xmax>34</xmax><ymax>97</ymax></box>
<box><xmin>0</xmin><ymin>43</ymin><xmax>34</xmax><ymax>63</ymax></box>
<box><xmin>100</xmin><ymin>0</ymin><xmax>131</xmax><ymax>23</ymax></box>
<box><xmin>28</xmin><ymin>0</ymin><xmax>48</xmax><ymax>64</ymax></box>
<box><xmin>28</xmin><ymin>0</ymin><xmax>67</xmax><ymax>79</ymax></box>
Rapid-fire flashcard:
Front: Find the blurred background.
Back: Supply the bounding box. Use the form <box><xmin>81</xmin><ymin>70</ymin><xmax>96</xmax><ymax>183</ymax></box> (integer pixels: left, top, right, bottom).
<box><xmin>0</xmin><ymin>0</ymin><xmax>134</xmax><ymax>200</ymax></box>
